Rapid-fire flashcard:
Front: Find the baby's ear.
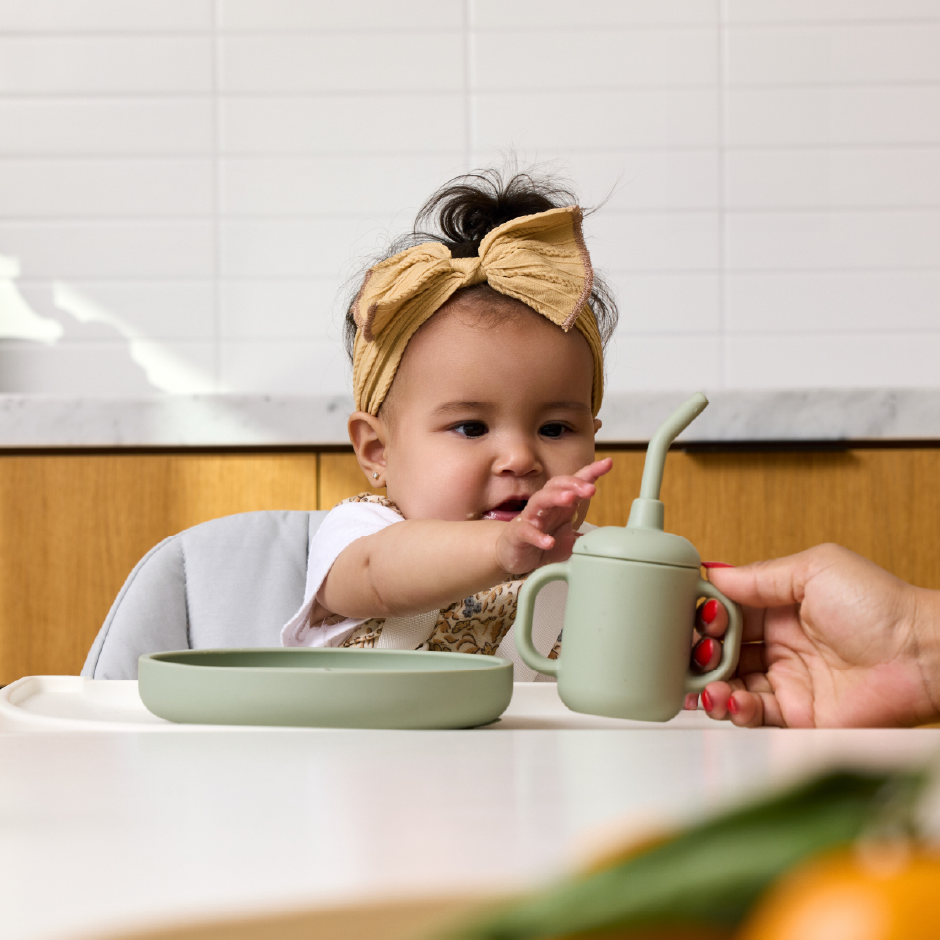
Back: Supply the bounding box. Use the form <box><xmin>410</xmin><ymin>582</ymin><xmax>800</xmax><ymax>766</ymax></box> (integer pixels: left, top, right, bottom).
<box><xmin>348</xmin><ymin>411</ymin><xmax>387</xmax><ymax>487</ymax></box>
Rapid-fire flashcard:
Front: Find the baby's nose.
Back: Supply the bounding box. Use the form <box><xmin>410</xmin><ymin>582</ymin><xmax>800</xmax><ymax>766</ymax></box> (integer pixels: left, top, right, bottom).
<box><xmin>495</xmin><ymin>439</ymin><xmax>542</xmax><ymax>476</ymax></box>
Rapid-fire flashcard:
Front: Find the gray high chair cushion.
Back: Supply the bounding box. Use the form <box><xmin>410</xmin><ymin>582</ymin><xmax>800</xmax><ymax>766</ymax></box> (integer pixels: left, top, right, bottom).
<box><xmin>82</xmin><ymin>510</ymin><xmax>328</xmax><ymax>680</ymax></box>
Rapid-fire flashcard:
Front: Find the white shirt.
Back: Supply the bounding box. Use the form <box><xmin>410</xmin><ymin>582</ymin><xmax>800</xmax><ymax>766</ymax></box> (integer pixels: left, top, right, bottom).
<box><xmin>281</xmin><ymin>501</ymin><xmax>403</xmax><ymax>649</ymax></box>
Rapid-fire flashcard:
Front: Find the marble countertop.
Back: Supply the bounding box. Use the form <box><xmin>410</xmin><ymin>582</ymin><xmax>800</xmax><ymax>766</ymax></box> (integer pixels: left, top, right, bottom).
<box><xmin>0</xmin><ymin>388</ymin><xmax>938</xmax><ymax>448</ymax></box>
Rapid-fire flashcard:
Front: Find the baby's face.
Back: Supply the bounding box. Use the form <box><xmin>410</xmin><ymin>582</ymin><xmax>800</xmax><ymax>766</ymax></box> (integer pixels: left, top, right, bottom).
<box><xmin>372</xmin><ymin>298</ymin><xmax>600</xmax><ymax>522</ymax></box>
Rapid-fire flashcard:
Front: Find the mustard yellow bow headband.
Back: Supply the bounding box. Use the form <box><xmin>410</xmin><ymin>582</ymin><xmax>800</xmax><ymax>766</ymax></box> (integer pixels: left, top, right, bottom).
<box><xmin>352</xmin><ymin>205</ymin><xmax>604</xmax><ymax>416</ymax></box>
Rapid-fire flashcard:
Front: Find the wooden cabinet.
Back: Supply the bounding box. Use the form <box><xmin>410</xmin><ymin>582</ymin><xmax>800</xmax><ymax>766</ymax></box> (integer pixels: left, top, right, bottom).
<box><xmin>1</xmin><ymin>446</ymin><xmax>937</xmax><ymax>683</ymax></box>
<box><xmin>0</xmin><ymin>453</ymin><xmax>318</xmax><ymax>683</ymax></box>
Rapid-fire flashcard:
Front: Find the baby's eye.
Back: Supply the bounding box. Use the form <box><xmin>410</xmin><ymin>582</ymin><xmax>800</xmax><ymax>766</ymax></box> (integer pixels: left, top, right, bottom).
<box><xmin>452</xmin><ymin>421</ymin><xmax>488</xmax><ymax>438</ymax></box>
<box><xmin>540</xmin><ymin>422</ymin><xmax>569</xmax><ymax>439</ymax></box>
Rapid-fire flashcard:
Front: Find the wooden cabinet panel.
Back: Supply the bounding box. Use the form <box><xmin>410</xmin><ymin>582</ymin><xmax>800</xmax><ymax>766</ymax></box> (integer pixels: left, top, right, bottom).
<box><xmin>0</xmin><ymin>454</ymin><xmax>317</xmax><ymax>684</ymax></box>
<box><xmin>318</xmin><ymin>452</ymin><xmax>379</xmax><ymax>510</ymax></box>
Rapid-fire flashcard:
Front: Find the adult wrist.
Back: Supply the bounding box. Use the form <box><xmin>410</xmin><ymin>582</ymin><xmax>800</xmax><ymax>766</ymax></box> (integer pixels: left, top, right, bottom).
<box><xmin>912</xmin><ymin>586</ymin><xmax>940</xmax><ymax>723</ymax></box>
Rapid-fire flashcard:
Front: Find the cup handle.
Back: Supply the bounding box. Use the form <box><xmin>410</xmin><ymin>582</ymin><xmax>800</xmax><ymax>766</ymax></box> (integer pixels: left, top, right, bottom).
<box><xmin>514</xmin><ymin>562</ymin><xmax>569</xmax><ymax>679</ymax></box>
<box><xmin>684</xmin><ymin>579</ymin><xmax>743</xmax><ymax>694</ymax></box>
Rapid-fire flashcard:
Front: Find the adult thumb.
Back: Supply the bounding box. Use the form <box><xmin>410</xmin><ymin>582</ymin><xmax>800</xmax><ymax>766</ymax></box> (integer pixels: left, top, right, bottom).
<box><xmin>704</xmin><ymin>549</ymin><xmax>823</xmax><ymax>610</ymax></box>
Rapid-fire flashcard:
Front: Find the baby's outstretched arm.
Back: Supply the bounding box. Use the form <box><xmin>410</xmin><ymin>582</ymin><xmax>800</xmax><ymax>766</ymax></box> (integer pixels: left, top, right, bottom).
<box><xmin>319</xmin><ymin>458</ymin><xmax>612</xmax><ymax>621</ymax></box>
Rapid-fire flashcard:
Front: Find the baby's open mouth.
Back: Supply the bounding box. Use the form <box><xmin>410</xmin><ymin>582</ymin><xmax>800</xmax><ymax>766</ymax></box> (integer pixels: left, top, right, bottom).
<box><xmin>483</xmin><ymin>498</ymin><xmax>528</xmax><ymax>522</ymax></box>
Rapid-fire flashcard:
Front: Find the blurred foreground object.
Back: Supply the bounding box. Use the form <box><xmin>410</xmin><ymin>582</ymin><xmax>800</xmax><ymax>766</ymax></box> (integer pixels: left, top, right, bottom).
<box><xmin>737</xmin><ymin>846</ymin><xmax>940</xmax><ymax>940</ymax></box>
<box><xmin>450</xmin><ymin>769</ymin><xmax>927</xmax><ymax>940</ymax></box>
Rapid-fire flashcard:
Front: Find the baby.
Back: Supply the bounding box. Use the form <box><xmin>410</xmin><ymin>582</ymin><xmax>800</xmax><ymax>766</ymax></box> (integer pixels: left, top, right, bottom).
<box><xmin>280</xmin><ymin>170</ymin><xmax>619</xmax><ymax>676</ymax></box>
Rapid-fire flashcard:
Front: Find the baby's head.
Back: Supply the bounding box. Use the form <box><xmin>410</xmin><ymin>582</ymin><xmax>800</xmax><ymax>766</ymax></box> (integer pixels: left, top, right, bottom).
<box><xmin>344</xmin><ymin>169</ymin><xmax>619</xmax><ymax>523</ymax></box>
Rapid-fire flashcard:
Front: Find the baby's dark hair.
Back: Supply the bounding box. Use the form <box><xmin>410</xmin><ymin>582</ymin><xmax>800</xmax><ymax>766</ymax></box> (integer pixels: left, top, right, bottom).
<box><xmin>342</xmin><ymin>167</ymin><xmax>619</xmax><ymax>362</ymax></box>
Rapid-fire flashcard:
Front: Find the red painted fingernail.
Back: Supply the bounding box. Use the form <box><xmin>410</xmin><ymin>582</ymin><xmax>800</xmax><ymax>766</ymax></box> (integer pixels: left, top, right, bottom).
<box><xmin>701</xmin><ymin>690</ymin><xmax>713</xmax><ymax>711</ymax></box>
<box><xmin>702</xmin><ymin>562</ymin><xmax>735</xmax><ymax>569</ymax></box>
<box><xmin>727</xmin><ymin>695</ymin><xmax>739</xmax><ymax>715</ymax></box>
<box><xmin>693</xmin><ymin>637</ymin><xmax>714</xmax><ymax>668</ymax></box>
<box><xmin>700</xmin><ymin>599</ymin><xmax>720</xmax><ymax>625</ymax></box>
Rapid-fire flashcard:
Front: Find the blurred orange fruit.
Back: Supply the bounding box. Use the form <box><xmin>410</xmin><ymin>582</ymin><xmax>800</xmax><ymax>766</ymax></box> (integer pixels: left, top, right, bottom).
<box><xmin>737</xmin><ymin>846</ymin><xmax>940</xmax><ymax>940</ymax></box>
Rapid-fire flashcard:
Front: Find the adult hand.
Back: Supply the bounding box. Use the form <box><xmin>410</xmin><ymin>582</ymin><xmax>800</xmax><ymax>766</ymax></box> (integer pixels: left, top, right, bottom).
<box><xmin>690</xmin><ymin>544</ymin><xmax>940</xmax><ymax>728</ymax></box>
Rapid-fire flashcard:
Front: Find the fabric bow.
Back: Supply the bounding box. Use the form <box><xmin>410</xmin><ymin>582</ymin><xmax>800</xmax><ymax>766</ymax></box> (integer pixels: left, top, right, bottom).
<box><xmin>352</xmin><ymin>205</ymin><xmax>603</xmax><ymax>415</ymax></box>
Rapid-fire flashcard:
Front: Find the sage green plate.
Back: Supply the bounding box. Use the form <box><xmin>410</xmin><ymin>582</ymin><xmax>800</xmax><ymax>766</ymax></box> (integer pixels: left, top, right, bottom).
<box><xmin>138</xmin><ymin>648</ymin><xmax>513</xmax><ymax>729</ymax></box>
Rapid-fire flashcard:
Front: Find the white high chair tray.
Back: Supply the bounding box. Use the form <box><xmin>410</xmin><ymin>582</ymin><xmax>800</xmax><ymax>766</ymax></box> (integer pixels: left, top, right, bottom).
<box><xmin>0</xmin><ymin>676</ymin><xmax>727</xmax><ymax>733</ymax></box>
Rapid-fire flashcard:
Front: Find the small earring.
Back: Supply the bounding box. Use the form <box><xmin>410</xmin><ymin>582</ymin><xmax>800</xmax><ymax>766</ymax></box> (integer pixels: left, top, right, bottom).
<box><xmin>372</xmin><ymin>472</ymin><xmax>379</xmax><ymax>480</ymax></box>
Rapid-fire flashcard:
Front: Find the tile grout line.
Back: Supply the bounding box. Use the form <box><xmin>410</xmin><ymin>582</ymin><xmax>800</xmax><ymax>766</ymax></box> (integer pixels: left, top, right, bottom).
<box><xmin>5</xmin><ymin>79</ymin><xmax>940</xmax><ymax>101</ymax></box>
<box><xmin>211</xmin><ymin>0</ymin><xmax>222</xmax><ymax>391</ymax></box>
<box><xmin>9</xmin><ymin>206</ymin><xmax>940</xmax><ymax>223</ymax></box>
<box><xmin>4</xmin><ymin>18</ymin><xmax>940</xmax><ymax>37</ymax></box>
<box><xmin>463</xmin><ymin>0</ymin><xmax>474</xmax><ymax>172</ymax></box>
<box><xmin>6</xmin><ymin>144</ymin><xmax>940</xmax><ymax>157</ymax></box>
<box><xmin>717</xmin><ymin>0</ymin><xmax>727</xmax><ymax>388</ymax></box>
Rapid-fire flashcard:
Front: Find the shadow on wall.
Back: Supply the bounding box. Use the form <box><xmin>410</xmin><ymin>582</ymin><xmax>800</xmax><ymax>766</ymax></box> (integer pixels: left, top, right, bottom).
<box><xmin>0</xmin><ymin>253</ymin><xmax>217</xmax><ymax>395</ymax></box>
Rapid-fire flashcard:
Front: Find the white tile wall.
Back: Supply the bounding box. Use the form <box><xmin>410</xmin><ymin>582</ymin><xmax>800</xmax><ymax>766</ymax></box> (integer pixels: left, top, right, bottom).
<box><xmin>220</xmin><ymin>154</ymin><xmax>467</xmax><ymax>215</ymax></box>
<box><xmin>590</xmin><ymin>211</ymin><xmax>720</xmax><ymax>273</ymax></box>
<box><xmin>0</xmin><ymin>1</ymin><xmax>213</xmax><ymax>32</ymax></box>
<box><xmin>219</xmin><ymin>0</ymin><xmax>462</xmax><ymax>32</ymax></box>
<box><xmin>220</xmin><ymin>95</ymin><xmax>466</xmax><ymax>154</ymax></box>
<box><xmin>0</xmin><ymin>38</ymin><xmax>214</xmax><ymax>94</ymax></box>
<box><xmin>724</xmin><ymin>86</ymin><xmax>940</xmax><ymax>146</ymax></box>
<box><xmin>220</xmin><ymin>218</ymin><xmax>377</xmax><ymax>278</ymax></box>
<box><xmin>725</xmin><ymin>150</ymin><xmax>940</xmax><ymax>209</ymax></box>
<box><xmin>723</xmin><ymin>1</ymin><xmax>940</xmax><ymax>22</ymax></box>
<box><xmin>219</xmin><ymin>279</ymin><xmax>339</xmax><ymax>340</ymax></box>
<box><xmin>725</xmin><ymin>272</ymin><xmax>940</xmax><ymax>333</ymax></box>
<box><xmin>472</xmin><ymin>28</ymin><xmax>718</xmax><ymax>90</ymax></box>
<box><xmin>16</xmin><ymin>281</ymin><xmax>216</xmax><ymax>340</ymax></box>
<box><xmin>725</xmin><ymin>24</ymin><xmax>940</xmax><ymax>85</ymax></box>
<box><xmin>219</xmin><ymin>338</ymin><xmax>350</xmax><ymax>394</ymax></box>
<box><xmin>0</xmin><ymin>160</ymin><xmax>214</xmax><ymax>217</ymax></box>
<box><xmin>605</xmin><ymin>334</ymin><xmax>723</xmax><ymax>392</ymax></box>
<box><xmin>726</xmin><ymin>334</ymin><xmax>940</xmax><ymax>388</ymax></box>
<box><xmin>0</xmin><ymin>100</ymin><xmax>214</xmax><ymax>154</ymax></box>
<box><xmin>474</xmin><ymin>89</ymin><xmax>719</xmax><ymax>151</ymax></box>
<box><xmin>219</xmin><ymin>34</ymin><xmax>464</xmax><ymax>93</ymax></box>
<box><xmin>725</xmin><ymin>212</ymin><xmax>940</xmax><ymax>270</ymax></box>
<box><xmin>0</xmin><ymin>0</ymin><xmax>938</xmax><ymax>397</ymax></box>
<box><xmin>471</xmin><ymin>1</ymin><xmax>718</xmax><ymax>29</ymax></box>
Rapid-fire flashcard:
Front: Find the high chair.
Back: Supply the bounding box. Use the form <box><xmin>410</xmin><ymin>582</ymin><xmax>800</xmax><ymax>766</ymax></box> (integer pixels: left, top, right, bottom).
<box><xmin>82</xmin><ymin>508</ymin><xmax>560</xmax><ymax>681</ymax></box>
<box><xmin>82</xmin><ymin>510</ymin><xmax>327</xmax><ymax>679</ymax></box>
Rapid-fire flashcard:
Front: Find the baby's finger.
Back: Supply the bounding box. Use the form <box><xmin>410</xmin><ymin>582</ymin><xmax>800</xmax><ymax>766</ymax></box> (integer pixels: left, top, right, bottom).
<box><xmin>513</xmin><ymin>519</ymin><xmax>554</xmax><ymax>552</ymax></box>
<box><xmin>696</xmin><ymin>597</ymin><xmax>729</xmax><ymax>638</ymax></box>
<box><xmin>542</xmin><ymin>474</ymin><xmax>598</xmax><ymax>498</ymax></box>
<box><xmin>574</xmin><ymin>457</ymin><xmax>613</xmax><ymax>484</ymax></box>
<box><xmin>528</xmin><ymin>478</ymin><xmax>595</xmax><ymax>514</ymax></box>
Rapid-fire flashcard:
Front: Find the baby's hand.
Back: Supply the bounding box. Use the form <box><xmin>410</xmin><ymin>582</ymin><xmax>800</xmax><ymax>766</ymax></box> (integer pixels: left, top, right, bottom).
<box><xmin>494</xmin><ymin>458</ymin><xmax>612</xmax><ymax>576</ymax></box>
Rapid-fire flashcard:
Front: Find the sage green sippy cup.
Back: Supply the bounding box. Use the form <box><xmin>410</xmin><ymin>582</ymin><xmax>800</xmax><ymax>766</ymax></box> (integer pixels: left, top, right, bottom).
<box><xmin>514</xmin><ymin>392</ymin><xmax>743</xmax><ymax>722</ymax></box>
